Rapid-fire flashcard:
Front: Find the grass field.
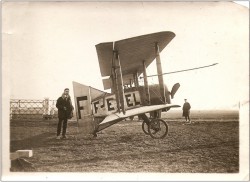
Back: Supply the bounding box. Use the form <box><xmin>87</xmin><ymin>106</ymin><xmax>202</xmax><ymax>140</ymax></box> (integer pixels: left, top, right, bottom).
<box><xmin>10</xmin><ymin>110</ymin><xmax>239</xmax><ymax>173</ymax></box>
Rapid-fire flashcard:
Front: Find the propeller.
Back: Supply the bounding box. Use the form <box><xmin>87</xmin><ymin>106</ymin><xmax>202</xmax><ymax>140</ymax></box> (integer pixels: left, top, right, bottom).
<box><xmin>170</xmin><ymin>83</ymin><xmax>180</xmax><ymax>99</ymax></box>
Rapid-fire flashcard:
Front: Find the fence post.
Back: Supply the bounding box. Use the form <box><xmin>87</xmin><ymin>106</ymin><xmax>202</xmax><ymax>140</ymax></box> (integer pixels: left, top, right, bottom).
<box><xmin>43</xmin><ymin>98</ymin><xmax>49</xmax><ymax>118</ymax></box>
<box><xmin>18</xmin><ymin>100</ymin><xmax>20</xmax><ymax>115</ymax></box>
<box><xmin>50</xmin><ymin>100</ymin><xmax>55</xmax><ymax>117</ymax></box>
<box><xmin>18</xmin><ymin>100</ymin><xmax>21</xmax><ymax>119</ymax></box>
<box><xmin>10</xmin><ymin>101</ymin><xmax>12</xmax><ymax>120</ymax></box>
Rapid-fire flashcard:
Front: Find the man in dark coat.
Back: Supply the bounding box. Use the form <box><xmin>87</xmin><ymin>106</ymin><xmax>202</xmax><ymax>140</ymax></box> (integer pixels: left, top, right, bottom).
<box><xmin>56</xmin><ymin>88</ymin><xmax>74</xmax><ymax>139</ymax></box>
<box><xmin>182</xmin><ymin>99</ymin><xmax>191</xmax><ymax>124</ymax></box>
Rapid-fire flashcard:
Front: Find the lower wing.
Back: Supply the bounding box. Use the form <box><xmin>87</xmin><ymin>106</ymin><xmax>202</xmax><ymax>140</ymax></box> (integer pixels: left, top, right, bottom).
<box><xmin>97</xmin><ymin>104</ymin><xmax>180</xmax><ymax>131</ymax></box>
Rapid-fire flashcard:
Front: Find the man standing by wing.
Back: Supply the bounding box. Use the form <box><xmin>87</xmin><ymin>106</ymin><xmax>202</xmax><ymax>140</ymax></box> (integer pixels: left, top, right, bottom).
<box><xmin>182</xmin><ymin>99</ymin><xmax>191</xmax><ymax>124</ymax></box>
<box><xmin>56</xmin><ymin>88</ymin><xmax>74</xmax><ymax>139</ymax></box>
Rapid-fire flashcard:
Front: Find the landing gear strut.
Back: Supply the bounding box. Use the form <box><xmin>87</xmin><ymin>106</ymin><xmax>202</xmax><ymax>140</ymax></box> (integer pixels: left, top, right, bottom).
<box><xmin>93</xmin><ymin>133</ymin><xmax>97</xmax><ymax>138</ymax></box>
<box><xmin>142</xmin><ymin>120</ymin><xmax>149</xmax><ymax>135</ymax></box>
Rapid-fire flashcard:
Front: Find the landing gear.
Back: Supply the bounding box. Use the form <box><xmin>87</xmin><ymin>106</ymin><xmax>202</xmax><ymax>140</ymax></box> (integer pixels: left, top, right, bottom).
<box><xmin>140</xmin><ymin>113</ymin><xmax>168</xmax><ymax>139</ymax></box>
<box><xmin>129</xmin><ymin>116</ymin><xmax>134</xmax><ymax>121</ymax></box>
<box><xmin>148</xmin><ymin>118</ymin><xmax>168</xmax><ymax>139</ymax></box>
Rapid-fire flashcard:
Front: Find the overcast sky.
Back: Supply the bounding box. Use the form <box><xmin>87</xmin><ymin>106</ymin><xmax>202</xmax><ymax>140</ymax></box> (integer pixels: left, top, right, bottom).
<box><xmin>3</xmin><ymin>1</ymin><xmax>249</xmax><ymax>110</ymax></box>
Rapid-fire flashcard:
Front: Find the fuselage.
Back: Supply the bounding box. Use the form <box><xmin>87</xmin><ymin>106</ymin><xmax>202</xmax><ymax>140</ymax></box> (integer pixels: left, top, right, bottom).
<box><xmin>91</xmin><ymin>84</ymin><xmax>171</xmax><ymax>117</ymax></box>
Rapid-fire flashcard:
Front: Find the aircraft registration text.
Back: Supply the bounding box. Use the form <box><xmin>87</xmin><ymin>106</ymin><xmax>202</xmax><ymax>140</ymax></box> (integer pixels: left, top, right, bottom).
<box><xmin>92</xmin><ymin>91</ymin><xmax>141</xmax><ymax>117</ymax></box>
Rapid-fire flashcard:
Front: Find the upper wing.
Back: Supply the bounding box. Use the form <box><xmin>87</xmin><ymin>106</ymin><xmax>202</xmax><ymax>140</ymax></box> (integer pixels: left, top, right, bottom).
<box><xmin>96</xmin><ymin>31</ymin><xmax>176</xmax><ymax>89</ymax></box>
<box><xmin>114</xmin><ymin>31</ymin><xmax>175</xmax><ymax>76</ymax></box>
<box><xmin>102</xmin><ymin>74</ymin><xmax>135</xmax><ymax>90</ymax></box>
<box><xmin>102</xmin><ymin>78</ymin><xmax>112</xmax><ymax>90</ymax></box>
<box><xmin>96</xmin><ymin>42</ymin><xmax>113</xmax><ymax>77</ymax></box>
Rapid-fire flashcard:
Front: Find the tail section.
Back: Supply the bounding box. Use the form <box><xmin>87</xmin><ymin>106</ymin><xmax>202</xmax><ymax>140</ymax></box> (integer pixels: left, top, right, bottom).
<box><xmin>72</xmin><ymin>81</ymin><xmax>105</xmax><ymax>136</ymax></box>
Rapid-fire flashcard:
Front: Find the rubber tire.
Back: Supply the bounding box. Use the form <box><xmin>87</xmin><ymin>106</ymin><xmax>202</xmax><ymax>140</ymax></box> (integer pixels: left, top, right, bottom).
<box><xmin>148</xmin><ymin>119</ymin><xmax>168</xmax><ymax>139</ymax></box>
<box><xmin>142</xmin><ymin>120</ymin><xmax>149</xmax><ymax>135</ymax></box>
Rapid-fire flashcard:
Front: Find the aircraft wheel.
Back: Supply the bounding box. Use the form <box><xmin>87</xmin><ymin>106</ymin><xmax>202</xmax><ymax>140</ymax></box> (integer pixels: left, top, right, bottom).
<box><xmin>142</xmin><ymin>121</ymin><xmax>149</xmax><ymax>135</ymax></box>
<box><xmin>148</xmin><ymin>119</ymin><xmax>168</xmax><ymax>139</ymax></box>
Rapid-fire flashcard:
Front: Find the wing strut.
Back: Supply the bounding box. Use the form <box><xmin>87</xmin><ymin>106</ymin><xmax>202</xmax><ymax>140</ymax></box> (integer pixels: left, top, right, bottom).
<box><xmin>113</xmin><ymin>51</ymin><xmax>126</xmax><ymax>114</ymax></box>
<box><xmin>134</xmin><ymin>71</ymin><xmax>139</xmax><ymax>88</ymax></box>
<box><xmin>112</xmin><ymin>51</ymin><xmax>121</xmax><ymax>113</ymax></box>
<box><xmin>117</xmin><ymin>53</ymin><xmax>126</xmax><ymax>114</ymax></box>
<box><xmin>155</xmin><ymin>43</ymin><xmax>166</xmax><ymax>104</ymax></box>
<box><xmin>143</xmin><ymin>60</ymin><xmax>150</xmax><ymax>105</ymax></box>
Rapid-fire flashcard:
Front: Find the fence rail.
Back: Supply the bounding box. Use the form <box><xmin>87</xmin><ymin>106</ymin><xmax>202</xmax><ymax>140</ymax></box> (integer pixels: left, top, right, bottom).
<box><xmin>10</xmin><ymin>99</ymin><xmax>58</xmax><ymax>120</ymax></box>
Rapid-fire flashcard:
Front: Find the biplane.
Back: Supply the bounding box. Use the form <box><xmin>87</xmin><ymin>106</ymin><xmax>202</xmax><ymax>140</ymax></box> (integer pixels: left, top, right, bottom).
<box><xmin>73</xmin><ymin>31</ymin><xmax>181</xmax><ymax>139</ymax></box>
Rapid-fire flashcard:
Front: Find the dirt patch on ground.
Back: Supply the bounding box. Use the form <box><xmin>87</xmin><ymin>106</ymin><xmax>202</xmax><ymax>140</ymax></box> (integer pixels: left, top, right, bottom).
<box><xmin>10</xmin><ymin>111</ymin><xmax>239</xmax><ymax>173</ymax></box>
